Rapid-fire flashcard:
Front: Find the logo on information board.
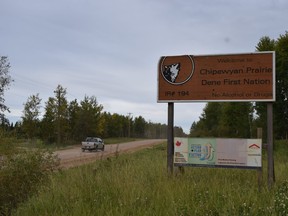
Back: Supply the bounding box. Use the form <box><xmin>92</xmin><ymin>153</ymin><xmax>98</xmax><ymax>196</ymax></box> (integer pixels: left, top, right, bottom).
<box><xmin>249</xmin><ymin>144</ymin><xmax>260</xmax><ymax>149</ymax></box>
<box><xmin>176</xmin><ymin>141</ymin><xmax>182</xmax><ymax>147</ymax></box>
<box><xmin>160</xmin><ymin>55</ymin><xmax>195</xmax><ymax>85</ymax></box>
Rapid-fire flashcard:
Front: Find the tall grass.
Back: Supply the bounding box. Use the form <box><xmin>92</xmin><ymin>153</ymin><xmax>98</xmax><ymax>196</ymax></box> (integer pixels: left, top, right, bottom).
<box><xmin>13</xmin><ymin>142</ymin><xmax>288</xmax><ymax>215</ymax></box>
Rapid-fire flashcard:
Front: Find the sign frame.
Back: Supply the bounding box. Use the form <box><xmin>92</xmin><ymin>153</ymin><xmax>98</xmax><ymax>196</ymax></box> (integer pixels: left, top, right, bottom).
<box><xmin>158</xmin><ymin>51</ymin><xmax>275</xmax><ymax>102</ymax></box>
<box><xmin>174</xmin><ymin>137</ymin><xmax>262</xmax><ymax>170</ymax></box>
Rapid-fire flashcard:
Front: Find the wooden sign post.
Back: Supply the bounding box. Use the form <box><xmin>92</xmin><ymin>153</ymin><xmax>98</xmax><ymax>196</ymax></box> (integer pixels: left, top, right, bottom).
<box><xmin>267</xmin><ymin>103</ymin><xmax>275</xmax><ymax>188</ymax></box>
<box><xmin>167</xmin><ymin>102</ymin><xmax>174</xmax><ymax>175</ymax></box>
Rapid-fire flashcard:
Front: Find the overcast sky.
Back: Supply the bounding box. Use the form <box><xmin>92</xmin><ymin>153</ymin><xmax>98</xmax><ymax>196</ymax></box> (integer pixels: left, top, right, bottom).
<box><xmin>1</xmin><ymin>0</ymin><xmax>287</xmax><ymax>133</ymax></box>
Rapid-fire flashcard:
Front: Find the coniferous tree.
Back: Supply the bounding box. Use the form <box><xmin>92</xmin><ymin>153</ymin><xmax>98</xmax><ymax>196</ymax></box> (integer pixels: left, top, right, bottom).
<box><xmin>218</xmin><ymin>102</ymin><xmax>253</xmax><ymax>138</ymax></box>
<box><xmin>67</xmin><ymin>99</ymin><xmax>80</xmax><ymax>141</ymax></box>
<box><xmin>190</xmin><ymin>102</ymin><xmax>253</xmax><ymax>138</ymax></box>
<box><xmin>190</xmin><ymin>102</ymin><xmax>222</xmax><ymax>137</ymax></box>
<box><xmin>41</xmin><ymin>85</ymin><xmax>69</xmax><ymax>144</ymax></box>
<box><xmin>255</xmin><ymin>32</ymin><xmax>288</xmax><ymax>139</ymax></box>
<box><xmin>75</xmin><ymin>95</ymin><xmax>103</xmax><ymax>139</ymax></box>
<box><xmin>134</xmin><ymin>116</ymin><xmax>146</xmax><ymax>138</ymax></box>
<box><xmin>254</xmin><ymin>36</ymin><xmax>276</xmax><ymax>139</ymax></box>
<box><xmin>41</xmin><ymin>97</ymin><xmax>56</xmax><ymax>143</ymax></box>
<box><xmin>274</xmin><ymin>32</ymin><xmax>288</xmax><ymax>139</ymax></box>
<box><xmin>54</xmin><ymin>85</ymin><xmax>69</xmax><ymax>144</ymax></box>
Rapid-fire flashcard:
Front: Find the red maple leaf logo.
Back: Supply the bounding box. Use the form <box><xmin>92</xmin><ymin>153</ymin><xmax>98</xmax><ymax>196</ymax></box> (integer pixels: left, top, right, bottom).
<box><xmin>176</xmin><ymin>141</ymin><xmax>181</xmax><ymax>147</ymax></box>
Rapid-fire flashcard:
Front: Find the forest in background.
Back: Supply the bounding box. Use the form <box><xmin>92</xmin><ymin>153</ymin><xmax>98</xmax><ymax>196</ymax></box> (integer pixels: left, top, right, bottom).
<box><xmin>0</xmin><ymin>83</ymin><xmax>186</xmax><ymax>144</ymax></box>
<box><xmin>190</xmin><ymin>32</ymin><xmax>288</xmax><ymax>141</ymax></box>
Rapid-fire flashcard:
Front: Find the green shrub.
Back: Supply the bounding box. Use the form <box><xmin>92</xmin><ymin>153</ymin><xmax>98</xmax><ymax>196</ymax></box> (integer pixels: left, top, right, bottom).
<box><xmin>0</xmin><ymin>149</ymin><xmax>59</xmax><ymax>215</ymax></box>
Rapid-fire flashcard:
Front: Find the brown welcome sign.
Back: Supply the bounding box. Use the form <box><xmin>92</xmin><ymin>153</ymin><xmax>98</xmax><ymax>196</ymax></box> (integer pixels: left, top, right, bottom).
<box><xmin>158</xmin><ymin>52</ymin><xmax>275</xmax><ymax>102</ymax></box>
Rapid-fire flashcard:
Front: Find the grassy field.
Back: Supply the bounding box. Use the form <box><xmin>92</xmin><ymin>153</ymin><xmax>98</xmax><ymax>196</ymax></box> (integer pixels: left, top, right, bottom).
<box><xmin>13</xmin><ymin>141</ymin><xmax>288</xmax><ymax>215</ymax></box>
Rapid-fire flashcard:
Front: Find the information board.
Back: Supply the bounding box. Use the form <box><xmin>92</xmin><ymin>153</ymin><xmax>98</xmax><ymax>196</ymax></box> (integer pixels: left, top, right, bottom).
<box><xmin>174</xmin><ymin>137</ymin><xmax>262</xmax><ymax>169</ymax></box>
<box><xmin>158</xmin><ymin>52</ymin><xmax>275</xmax><ymax>102</ymax></box>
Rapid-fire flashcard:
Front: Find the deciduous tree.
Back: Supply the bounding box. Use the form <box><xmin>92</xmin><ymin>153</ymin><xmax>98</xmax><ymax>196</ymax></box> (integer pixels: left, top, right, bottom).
<box><xmin>0</xmin><ymin>56</ymin><xmax>13</xmax><ymax>121</ymax></box>
<box><xmin>22</xmin><ymin>94</ymin><xmax>42</xmax><ymax>139</ymax></box>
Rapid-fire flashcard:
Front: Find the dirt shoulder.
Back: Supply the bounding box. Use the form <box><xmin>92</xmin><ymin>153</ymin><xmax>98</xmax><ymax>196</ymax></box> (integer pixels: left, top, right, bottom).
<box><xmin>55</xmin><ymin>139</ymin><xmax>166</xmax><ymax>169</ymax></box>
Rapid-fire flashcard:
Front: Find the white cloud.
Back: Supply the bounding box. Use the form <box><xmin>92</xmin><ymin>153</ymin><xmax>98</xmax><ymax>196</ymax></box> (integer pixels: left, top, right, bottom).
<box><xmin>1</xmin><ymin>0</ymin><xmax>287</xmax><ymax>134</ymax></box>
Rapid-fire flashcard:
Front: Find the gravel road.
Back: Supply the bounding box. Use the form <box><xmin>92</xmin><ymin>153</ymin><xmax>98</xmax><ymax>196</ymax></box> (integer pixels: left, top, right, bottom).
<box><xmin>55</xmin><ymin>139</ymin><xmax>165</xmax><ymax>168</ymax></box>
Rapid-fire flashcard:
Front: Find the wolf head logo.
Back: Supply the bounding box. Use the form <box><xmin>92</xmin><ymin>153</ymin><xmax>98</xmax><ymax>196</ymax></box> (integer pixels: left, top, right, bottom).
<box><xmin>163</xmin><ymin>63</ymin><xmax>181</xmax><ymax>83</ymax></box>
<box><xmin>159</xmin><ymin>55</ymin><xmax>194</xmax><ymax>86</ymax></box>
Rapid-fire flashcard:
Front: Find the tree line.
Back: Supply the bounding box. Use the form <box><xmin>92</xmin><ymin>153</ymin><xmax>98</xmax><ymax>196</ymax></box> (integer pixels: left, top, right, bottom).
<box><xmin>190</xmin><ymin>32</ymin><xmax>288</xmax><ymax>140</ymax></box>
<box><xmin>0</xmin><ymin>82</ymin><xmax>186</xmax><ymax>144</ymax></box>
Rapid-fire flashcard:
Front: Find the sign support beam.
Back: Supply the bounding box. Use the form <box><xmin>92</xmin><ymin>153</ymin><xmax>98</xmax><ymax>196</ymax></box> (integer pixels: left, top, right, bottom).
<box><xmin>267</xmin><ymin>103</ymin><xmax>275</xmax><ymax>189</ymax></box>
<box><xmin>257</xmin><ymin>128</ymin><xmax>263</xmax><ymax>192</ymax></box>
<box><xmin>167</xmin><ymin>102</ymin><xmax>174</xmax><ymax>175</ymax></box>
